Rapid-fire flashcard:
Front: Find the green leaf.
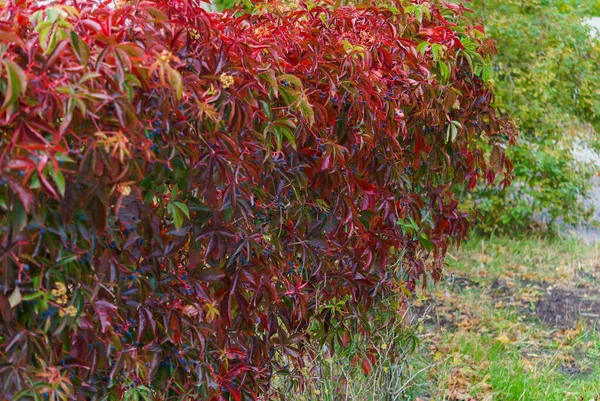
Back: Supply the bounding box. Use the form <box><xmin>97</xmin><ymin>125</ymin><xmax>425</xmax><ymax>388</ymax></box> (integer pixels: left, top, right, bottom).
<box><xmin>1</xmin><ymin>59</ymin><xmax>27</xmax><ymax>110</ymax></box>
<box><xmin>316</xmin><ymin>199</ymin><xmax>330</xmax><ymax>212</ymax></box>
<box><xmin>273</xmin><ymin>118</ymin><xmax>296</xmax><ymax>129</ymax></box>
<box><xmin>277</xmin><ymin>74</ymin><xmax>303</xmax><ymax>88</ymax></box>
<box><xmin>261</xmin><ymin>100</ymin><xmax>273</xmax><ymax>120</ymax></box>
<box><xmin>279</xmin><ymin>87</ymin><xmax>296</xmax><ymax>106</ymax></box>
<box><xmin>12</xmin><ymin>200</ymin><xmax>27</xmax><ymax>234</ymax></box>
<box><xmin>416</xmin><ymin>41</ymin><xmax>430</xmax><ymax>56</ymax></box>
<box><xmin>69</xmin><ymin>31</ymin><xmax>90</xmax><ymax>65</ymax></box>
<box><xmin>167</xmin><ymin>66</ymin><xmax>183</xmax><ymax>100</ymax></box>
<box><xmin>482</xmin><ymin>62</ymin><xmax>492</xmax><ymax>82</ymax></box>
<box><xmin>259</xmin><ymin>70</ymin><xmax>279</xmax><ymax>98</ymax></box>
<box><xmin>446</xmin><ymin>122</ymin><xmax>457</xmax><ymax>143</ymax></box>
<box><xmin>171</xmin><ymin>183</ymin><xmax>179</xmax><ymax>200</ymax></box>
<box><xmin>463</xmin><ymin>51</ymin><xmax>474</xmax><ymax>76</ymax></box>
<box><xmin>46</xmin><ymin>7</ymin><xmax>61</xmax><ymax>23</ymax></box>
<box><xmin>173</xmin><ymin>201</ymin><xmax>190</xmax><ymax>219</ymax></box>
<box><xmin>438</xmin><ymin>61</ymin><xmax>449</xmax><ymax>81</ymax></box>
<box><xmin>275</xmin><ymin>127</ymin><xmax>283</xmax><ymax>151</ymax></box>
<box><xmin>50</xmin><ymin>165</ymin><xmax>66</xmax><ymax>197</ymax></box>
<box><xmin>419</xmin><ymin>233</ymin><xmax>434</xmax><ymax>251</ymax></box>
<box><xmin>223</xmin><ymin>206</ymin><xmax>233</xmax><ymax>222</ymax></box>
<box><xmin>44</xmin><ymin>27</ymin><xmax>61</xmax><ymax>56</ymax></box>
<box><xmin>340</xmin><ymin>40</ymin><xmax>364</xmax><ymax>55</ymax></box>
<box><xmin>55</xmin><ymin>254</ymin><xmax>78</xmax><ymax>267</ymax></box>
<box><xmin>169</xmin><ymin>203</ymin><xmax>184</xmax><ymax>231</ymax></box>
<box><xmin>22</xmin><ymin>291</ymin><xmax>45</xmax><ymax>302</ymax></box>
<box><xmin>296</xmin><ymin>97</ymin><xmax>315</xmax><ymax>126</ymax></box>
<box><xmin>79</xmin><ymin>72</ymin><xmax>101</xmax><ymax>84</ymax></box>
<box><xmin>280</xmin><ymin>127</ymin><xmax>296</xmax><ymax>150</ymax></box>
<box><xmin>431</xmin><ymin>44</ymin><xmax>444</xmax><ymax>61</ymax></box>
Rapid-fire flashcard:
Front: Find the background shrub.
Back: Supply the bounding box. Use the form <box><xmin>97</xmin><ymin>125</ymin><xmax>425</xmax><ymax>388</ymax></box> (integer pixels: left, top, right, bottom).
<box><xmin>0</xmin><ymin>0</ymin><xmax>513</xmax><ymax>399</ymax></box>
<box><xmin>468</xmin><ymin>0</ymin><xmax>600</xmax><ymax>233</ymax></box>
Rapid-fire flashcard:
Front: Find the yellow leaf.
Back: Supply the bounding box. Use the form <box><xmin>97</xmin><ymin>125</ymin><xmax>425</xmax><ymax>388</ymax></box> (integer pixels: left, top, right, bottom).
<box><xmin>204</xmin><ymin>301</ymin><xmax>220</xmax><ymax>322</ymax></box>
<box><xmin>564</xmin><ymin>323</ymin><xmax>581</xmax><ymax>340</ymax></box>
<box><xmin>496</xmin><ymin>333</ymin><xmax>511</xmax><ymax>344</ymax></box>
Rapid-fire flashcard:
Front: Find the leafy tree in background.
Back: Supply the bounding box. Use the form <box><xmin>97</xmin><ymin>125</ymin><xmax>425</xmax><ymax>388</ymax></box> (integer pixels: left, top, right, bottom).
<box><xmin>559</xmin><ymin>0</ymin><xmax>600</xmax><ymax>15</ymax></box>
<box><xmin>468</xmin><ymin>0</ymin><xmax>600</xmax><ymax>232</ymax></box>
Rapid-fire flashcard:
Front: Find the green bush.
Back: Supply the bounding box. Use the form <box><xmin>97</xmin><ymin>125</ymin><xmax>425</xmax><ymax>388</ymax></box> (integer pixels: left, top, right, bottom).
<box><xmin>469</xmin><ymin>0</ymin><xmax>600</xmax><ymax>233</ymax></box>
<box><xmin>558</xmin><ymin>0</ymin><xmax>600</xmax><ymax>15</ymax></box>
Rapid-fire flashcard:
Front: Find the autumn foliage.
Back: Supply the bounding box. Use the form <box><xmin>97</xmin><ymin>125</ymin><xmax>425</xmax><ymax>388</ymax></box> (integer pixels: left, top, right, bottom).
<box><xmin>0</xmin><ymin>0</ymin><xmax>514</xmax><ymax>399</ymax></box>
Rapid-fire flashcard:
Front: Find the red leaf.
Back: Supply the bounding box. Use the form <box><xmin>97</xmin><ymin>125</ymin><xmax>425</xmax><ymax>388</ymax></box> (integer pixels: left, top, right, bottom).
<box><xmin>321</xmin><ymin>153</ymin><xmax>332</xmax><ymax>170</ymax></box>
<box><xmin>4</xmin><ymin>158</ymin><xmax>32</xmax><ymax>170</ymax></box>
<box><xmin>137</xmin><ymin>307</ymin><xmax>149</xmax><ymax>343</ymax></box>
<box><xmin>227</xmin><ymin>386</ymin><xmax>242</xmax><ymax>401</ymax></box>
<box><xmin>361</xmin><ymin>356</ymin><xmax>373</xmax><ymax>375</ymax></box>
<box><xmin>196</xmin><ymin>267</ymin><xmax>226</xmax><ymax>282</ymax></box>
<box><xmin>5</xmin><ymin>174</ymin><xmax>34</xmax><ymax>212</ymax></box>
<box><xmin>86</xmin><ymin>195</ymin><xmax>107</xmax><ymax>233</ymax></box>
<box><xmin>357</xmin><ymin>177</ymin><xmax>377</xmax><ymax>195</ymax></box>
<box><xmin>61</xmin><ymin>181</ymin><xmax>80</xmax><ymax>225</ymax></box>
<box><xmin>0</xmin><ymin>295</ymin><xmax>14</xmax><ymax>323</ymax></box>
<box><xmin>169</xmin><ymin>313</ymin><xmax>182</xmax><ymax>342</ymax></box>
<box><xmin>36</xmin><ymin>154</ymin><xmax>59</xmax><ymax>200</ymax></box>
<box><xmin>94</xmin><ymin>300</ymin><xmax>117</xmax><ymax>333</ymax></box>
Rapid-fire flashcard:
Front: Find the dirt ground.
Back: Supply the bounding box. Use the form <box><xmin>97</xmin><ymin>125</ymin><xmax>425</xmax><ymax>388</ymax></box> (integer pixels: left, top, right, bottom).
<box><xmin>407</xmin><ymin>237</ymin><xmax>600</xmax><ymax>400</ymax></box>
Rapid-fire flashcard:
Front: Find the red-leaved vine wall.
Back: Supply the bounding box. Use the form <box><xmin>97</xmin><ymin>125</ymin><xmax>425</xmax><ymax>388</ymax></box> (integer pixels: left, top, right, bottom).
<box><xmin>0</xmin><ymin>0</ymin><xmax>514</xmax><ymax>399</ymax></box>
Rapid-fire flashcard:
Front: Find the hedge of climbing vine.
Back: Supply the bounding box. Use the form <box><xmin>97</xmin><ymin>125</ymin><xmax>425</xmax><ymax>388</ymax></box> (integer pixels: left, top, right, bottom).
<box><xmin>0</xmin><ymin>0</ymin><xmax>514</xmax><ymax>399</ymax></box>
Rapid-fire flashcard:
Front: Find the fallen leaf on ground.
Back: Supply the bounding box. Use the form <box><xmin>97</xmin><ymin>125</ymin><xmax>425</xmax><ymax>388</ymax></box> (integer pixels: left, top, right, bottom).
<box><xmin>495</xmin><ymin>333</ymin><xmax>512</xmax><ymax>344</ymax></box>
<box><xmin>478</xmin><ymin>254</ymin><xmax>493</xmax><ymax>264</ymax></box>
<box><xmin>446</xmin><ymin>367</ymin><xmax>476</xmax><ymax>401</ymax></box>
<box><xmin>565</xmin><ymin>323</ymin><xmax>582</xmax><ymax>340</ymax></box>
<box><xmin>521</xmin><ymin>358</ymin><xmax>535</xmax><ymax>372</ymax></box>
<box><xmin>457</xmin><ymin>316</ymin><xmax>478</xmax><ymax>331</ymax></box>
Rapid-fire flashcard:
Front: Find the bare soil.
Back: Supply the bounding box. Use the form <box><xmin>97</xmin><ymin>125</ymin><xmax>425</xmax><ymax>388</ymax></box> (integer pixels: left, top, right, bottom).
<box><xmin>413</xmin><ymin>276</ymin><xmax>600</xmax><ymax>329</ymax></box>
<box><xmin>534</xmin><ymin>288</ymin><xmax>600</xmax><ymax>327</ymax></box>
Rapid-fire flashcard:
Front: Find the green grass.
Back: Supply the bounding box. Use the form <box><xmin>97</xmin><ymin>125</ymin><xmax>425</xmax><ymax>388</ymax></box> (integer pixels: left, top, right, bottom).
<box><xmin>412</xmin><ymin>235</ymin><xmax>600</xmax><ymax>400</ymax></box>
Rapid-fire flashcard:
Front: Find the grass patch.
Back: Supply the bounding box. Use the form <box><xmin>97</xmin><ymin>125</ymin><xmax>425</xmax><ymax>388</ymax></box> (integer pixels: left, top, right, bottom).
<box><xmin>413</xmin><ymin>235</ymin><xmax>600</xmax><ymax>400</ymax></box>
<box><xmin>278</xmin><ymin>236</ymin><xmax>600</xmax><ymax>400</ymax></box>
